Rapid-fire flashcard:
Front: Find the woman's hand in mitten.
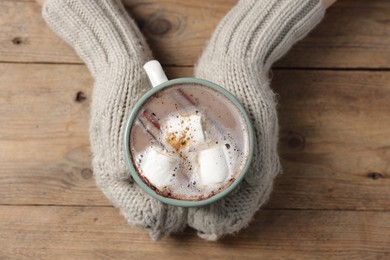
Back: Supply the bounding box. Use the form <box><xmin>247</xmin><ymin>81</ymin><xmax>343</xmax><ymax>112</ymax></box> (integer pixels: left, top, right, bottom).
<box><xmin>42</xmin><ymin>0</ymin><xmax>187</xmax><ymax>240</ymax></box>
<box><xmin>188</xmin><ymin>0</ymin><xmax>326</xmax><ymax>240</ymax></box>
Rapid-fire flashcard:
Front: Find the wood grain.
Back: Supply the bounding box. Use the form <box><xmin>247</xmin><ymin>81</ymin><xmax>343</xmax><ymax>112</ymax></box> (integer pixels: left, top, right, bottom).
<box><xmin>270</xmin><ymin>70</ymin><xmax>390</xmax><ymax>210</ymax></box>
<box><xmin>0</xmin><ymin>206</ymin><xmax>388</xmax><ymax>259</ymax></box>
<box><xmin>0</xmin><ymin>0</ymin><xmax>389</xmax><ymax>68</ymax></box>
<box><xmin>1</xmin><ymin>63</ymin><xmax>389</xmax><ymax>210</ymax></box>
<box><xmin>0</xmin><ymin>63</ymin><xmax>107</xmax><ymax>205</ymax></box>
<box><xmin>275</xmin><ymin>0</ymin><xmax>390</xmax><ymax>68</ymax></box>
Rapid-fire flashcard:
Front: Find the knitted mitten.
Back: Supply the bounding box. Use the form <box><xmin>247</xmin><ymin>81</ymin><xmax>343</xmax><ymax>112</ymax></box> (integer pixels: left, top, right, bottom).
<box><xmin>42</xmin><ymin>0</ymin><xmax>187</xmax><ymax>240</ymax></box>
<box><xmin>189</xmin><ymin>0</ymin><xmax>325</xmax><ymax>240</ymax></box>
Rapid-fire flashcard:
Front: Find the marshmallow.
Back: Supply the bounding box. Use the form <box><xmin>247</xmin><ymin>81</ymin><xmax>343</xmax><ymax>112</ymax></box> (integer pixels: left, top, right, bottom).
<box><xmin>198</xmin><ymin>145</ymin><xmax>229</xmax><ymax>186</ymax></box>
<box><xmin>141</xmin><ymin>147</ymin><xmax>180</xmax><ymax>188</ymax></box>
<box><xmin>164</xmin><ymin>114</ymin><xmax>205</xmax><ymax>148</ymax></box>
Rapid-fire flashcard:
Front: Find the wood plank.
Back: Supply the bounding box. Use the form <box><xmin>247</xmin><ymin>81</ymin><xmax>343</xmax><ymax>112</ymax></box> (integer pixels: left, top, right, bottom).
<box><xmin>0</xmin><ymin>206</ymin><xmax>388</xmax><ymax>259</ymax></box>
<box><xmin>275</xmin><ymin>0</ymin><xmax>390</xmax><ymax>68</ymax></box>
<box><xmin>1</xmin><ymin>63</ymin><xmax>389</xmax><ymax>210</ymax></box>
<box><xmin>0</xmin><ymin>63</ymin><xmax>107</xmax><ymax>205</ymax></box>
<box><xmin>0</xmin><ymin>0</ymin><xmax>389</xmax><ymax>68</ymax></box>
<box><xmin>269</xmin><ymin>69</ymin><xmax>390</xmax><ymax>210</ymax></box>
<box><xmin>0</xmin><ymin>0</ymin><xmax>79</xmax><ymax>63</ymax></box>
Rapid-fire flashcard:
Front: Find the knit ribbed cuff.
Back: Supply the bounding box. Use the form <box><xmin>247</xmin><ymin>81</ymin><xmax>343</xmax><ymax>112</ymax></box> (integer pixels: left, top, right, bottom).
<box><xmin>202</xmin><ymin>0</ymin><xmax>325</xmax><ymax>70</ymax></box>
<box><xmin>42</xmin><ymin>0</ymin><xmax>152</xmax><ymax>77</ymax></box>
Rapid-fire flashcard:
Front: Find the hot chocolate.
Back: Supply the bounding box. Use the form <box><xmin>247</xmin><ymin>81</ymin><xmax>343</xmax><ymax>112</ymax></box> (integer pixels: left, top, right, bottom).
<box><xmin>129</xmin><ymin>83</ymin><xmax>250</xmax><ymax>201</ymax></box>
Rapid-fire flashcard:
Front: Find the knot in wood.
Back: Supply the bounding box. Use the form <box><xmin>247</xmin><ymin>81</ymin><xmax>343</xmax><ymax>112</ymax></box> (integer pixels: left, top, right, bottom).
<box><xmin>75</xmin><ymin>91</ymin><xmax>87</xmax><ymax>102</ymax></box>
<box><xmin>367</xmin><ymin>172</ymin><xmax>383</xmax><ymax>180</ymax></box>
<box><xmin>148</xmin><ymin>17</ymin><xmax>172</xmax><ymax>36</ymax></box>
<box><xmin>12</xmin><ymin>37</ymin><xmax>23</xmax><ymax>45</ymax></box>
<box><xmin>287</xmin><ymin>133</ymin><xmax>305</xmax><ymax>149</ymax></box>
<box><xmin>81</xmin><ymin>168</ymin><xmax>93</xmax><ymax>180</ymax></box>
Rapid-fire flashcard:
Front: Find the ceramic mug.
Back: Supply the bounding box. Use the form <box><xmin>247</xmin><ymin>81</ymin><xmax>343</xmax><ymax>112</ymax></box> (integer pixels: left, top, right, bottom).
<box><xmin>124</xmin><ymin>60</ymin><xmax>254</xmax><ymax>207</ymax></box>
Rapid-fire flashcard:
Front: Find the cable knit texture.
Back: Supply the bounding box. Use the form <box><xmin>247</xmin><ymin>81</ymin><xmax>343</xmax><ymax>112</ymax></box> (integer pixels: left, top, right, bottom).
<box><xmin>42</xmin><ymin>0</ymin><xmax>187</xmax><ymax>241</ymax></box>
<box><xmin>42</xmin><ymin>0</ymin><xmax>325</xmax><ymax>241</ymax></box>
<box><xmin>190</xmin><ymin>0</ymin><xmax>325</xmax><ymax>240</ymax></box>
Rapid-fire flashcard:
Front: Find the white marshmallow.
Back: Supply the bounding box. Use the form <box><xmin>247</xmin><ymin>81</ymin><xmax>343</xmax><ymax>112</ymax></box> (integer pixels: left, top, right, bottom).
<box><xmin>198</xmin><ymin>145</ymin><xmax>229</xmax><ymax>186</ymax></box>
<box><xmin>141</xmin><ymin>147</ymin><xmax>180</xmax><ymax>188</ymax></box>
<box><xmin>164</xmin><ymin>114</ymin><xmax>204</xmax><ymax>146</ymax></box>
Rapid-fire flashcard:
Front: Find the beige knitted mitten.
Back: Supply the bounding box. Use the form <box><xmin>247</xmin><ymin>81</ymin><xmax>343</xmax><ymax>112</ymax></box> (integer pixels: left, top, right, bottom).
<box><xmin>42</xmin><ymin>0</ymin><xmax>187</xmax><ymax>240</ymax></box>
<box><xmin>189</xmin><ymin>0</ymin><xmax>325</xmax><ymax>240</ymax></box>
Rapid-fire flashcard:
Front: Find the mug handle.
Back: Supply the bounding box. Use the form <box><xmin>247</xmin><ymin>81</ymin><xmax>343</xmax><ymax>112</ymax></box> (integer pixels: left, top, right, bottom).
<box><xmin>143</xmin><ymin>60</ymin><xmax>169</xmax><ymax>88</ymax></box>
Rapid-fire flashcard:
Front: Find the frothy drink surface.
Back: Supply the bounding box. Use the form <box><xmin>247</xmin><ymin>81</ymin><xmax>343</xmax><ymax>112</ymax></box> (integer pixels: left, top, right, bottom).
<box><xmin>130</xmin><ymin>83</ymin><xmax>250</xmax><ymax>201</ymax></box>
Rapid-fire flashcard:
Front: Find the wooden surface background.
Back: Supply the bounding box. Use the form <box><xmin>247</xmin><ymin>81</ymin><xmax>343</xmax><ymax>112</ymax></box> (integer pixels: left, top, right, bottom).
<box><xmin>1</xmin><ymin>0</ymin><xmax>389</xmax><ymax>259</ymax></box>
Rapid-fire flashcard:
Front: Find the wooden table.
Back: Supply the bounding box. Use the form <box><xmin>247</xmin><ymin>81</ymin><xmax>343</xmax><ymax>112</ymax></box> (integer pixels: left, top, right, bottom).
<box><xmin>1</xmin><ymin>0</ymin><xmax>389</xmax><ymax>258</ymax></box>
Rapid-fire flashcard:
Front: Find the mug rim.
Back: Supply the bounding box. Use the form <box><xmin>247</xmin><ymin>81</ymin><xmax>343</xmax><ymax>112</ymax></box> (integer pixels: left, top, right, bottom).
<box><xmin>123</xmin><ymin>77</ymin><xmax>254</xmax><ymax>207</ymax></box>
